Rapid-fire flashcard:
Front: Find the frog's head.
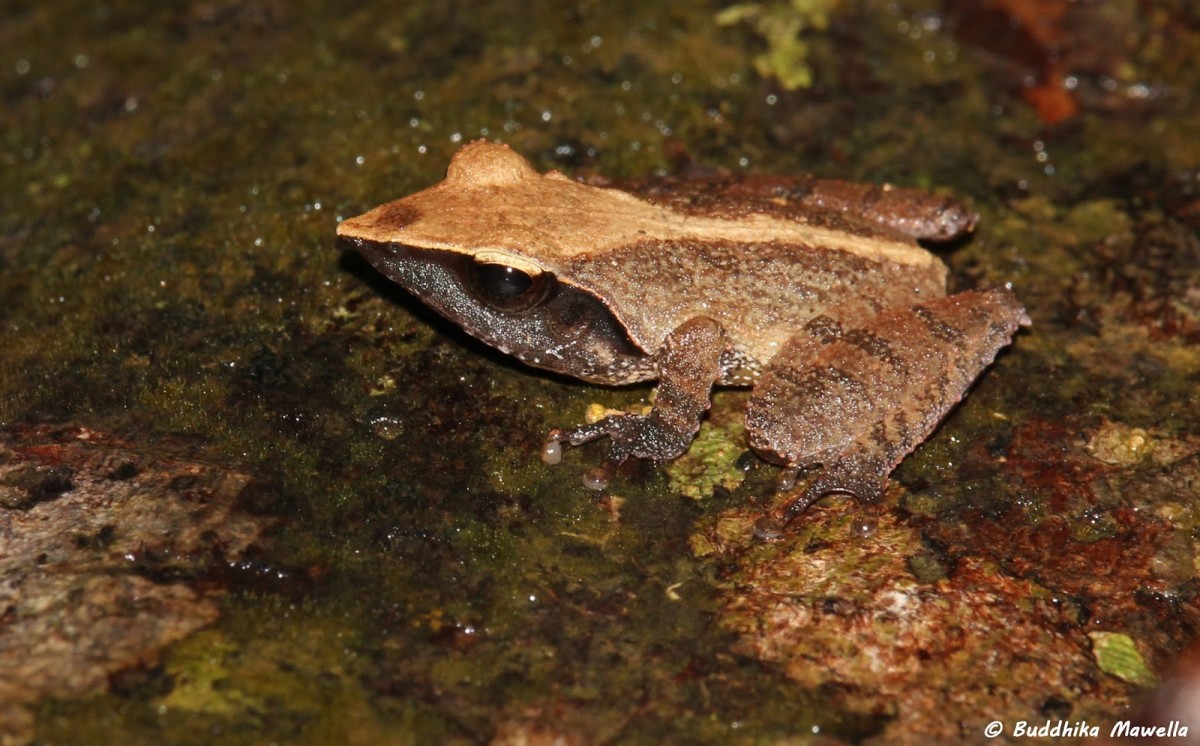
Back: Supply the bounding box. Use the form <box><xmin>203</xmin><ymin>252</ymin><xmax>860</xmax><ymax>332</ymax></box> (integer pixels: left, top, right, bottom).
<box><xmin>337</xmin><ymin>141</ymin><xmax>655</xmax><ymax>384</ymax></box>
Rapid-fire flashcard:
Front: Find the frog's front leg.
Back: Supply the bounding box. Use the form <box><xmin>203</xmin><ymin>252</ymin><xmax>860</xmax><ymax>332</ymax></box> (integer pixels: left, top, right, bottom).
<box><xmin>747</xmin><ymin>287</ymin><xmax>1029</xmax><ymax>536</ymax></box>
<box><xmin>544</xmin><ymin>317</ymin><xmax>726</xmax><ymax>467</ymax></box>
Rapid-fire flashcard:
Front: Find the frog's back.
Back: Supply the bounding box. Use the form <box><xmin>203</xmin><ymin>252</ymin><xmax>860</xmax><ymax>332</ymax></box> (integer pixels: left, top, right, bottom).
<box><xmin>564</xmin><ymin>236</ymin><xmax>948</xmax><ymax>366</ymax></box>
<box><xmin>614</xmin><ymin>171</ymin><xmax>977</xmax><ymax>245</ymax></box>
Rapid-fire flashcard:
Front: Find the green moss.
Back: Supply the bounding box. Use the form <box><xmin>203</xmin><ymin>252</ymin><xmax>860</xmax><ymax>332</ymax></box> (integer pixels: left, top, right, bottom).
<box><xmin>152</xmin><ymin>597</ymin><xmax>455</xmax><ymax>745</ymax></box>
<box><xmin>160</xmin><ymin>631</ymin><xmax>267</xmax><ymax>718</ymax></box>
<box><xmin>906</xmin><ymin>552</ymin><xmax>949</xmax><ymax>584</ymax></box>
<box><xmin>665</xmin><ymin>393</ymin><xmax>749</xmax><ymax>501</ymax></box>
<box><xmin>483</xmin><ymin>442</ymin><xmax>553</xmax><ymax>497</ymax></box>
<box><xmin>1063</xmin><ymin>199</ymin><xmax>1135</xmax><ymax>247</ymax></box>
<box><xmin>901</xmin><ymin>489</ymin><xmax>956</xmax><ymax>516</ymax></box>
<box><xmin>716</xmin><ymin>0</ymin><xmax>840</xmax><ymax>90</ymax></box>
<box><xmin>1069</xmin><ymin>510</ymin><xmax>1120</xmax><ymax>543</ymax></box>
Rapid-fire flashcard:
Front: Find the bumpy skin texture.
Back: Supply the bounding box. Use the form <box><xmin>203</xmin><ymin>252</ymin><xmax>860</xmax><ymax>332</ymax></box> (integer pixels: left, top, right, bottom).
<box><xmin>746</xmin><ymin>287</ymin><xmax>1028</xmax><ymax>534</ymax></box>
<box><xmin>337</xmin><ymin>141</ymin><xmax>954</xmax><ymax>376</ymax></box>
<box><xmin>338</xmin><ymin>141</ymin><xmax>1030</xmax><ymax>531</ymax></box>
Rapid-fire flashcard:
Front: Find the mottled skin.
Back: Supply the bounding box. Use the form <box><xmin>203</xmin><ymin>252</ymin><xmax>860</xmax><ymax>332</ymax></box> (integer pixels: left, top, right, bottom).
<box><xmin>338</xmin><ymin>141</ymin><xmax>1029</xmax><ymax>532</ymax></box>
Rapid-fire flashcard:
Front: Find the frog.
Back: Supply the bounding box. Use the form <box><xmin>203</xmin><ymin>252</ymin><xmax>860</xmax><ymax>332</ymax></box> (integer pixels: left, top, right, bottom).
<box><xmin>337</xmin><ymin>140</ymin><xmax>1029</xmax><ymax>536</ymax></box>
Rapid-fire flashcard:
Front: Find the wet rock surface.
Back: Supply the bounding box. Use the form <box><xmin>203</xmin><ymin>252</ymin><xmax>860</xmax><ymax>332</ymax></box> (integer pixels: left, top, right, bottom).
<box><xmin>3</xmin><ymin>0</ymin><xmax>1200</xmax><ymax>742</ymax></box>
<box><xmin>0</xmin><ymin>425</ymin><xmax>269</xmax><ymax>745</ymax></box>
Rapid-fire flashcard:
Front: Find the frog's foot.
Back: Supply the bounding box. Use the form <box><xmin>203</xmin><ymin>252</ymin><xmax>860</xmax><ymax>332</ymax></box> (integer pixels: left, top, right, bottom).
<box><xmin>753</xmin><ymin>457</ymin><xmax>887</xmax><ymax>539</ymax></box>
<box><xmin>544</xmin><ymin>412</ymin><xmax>694</xmax><ymax>466</ymax></box>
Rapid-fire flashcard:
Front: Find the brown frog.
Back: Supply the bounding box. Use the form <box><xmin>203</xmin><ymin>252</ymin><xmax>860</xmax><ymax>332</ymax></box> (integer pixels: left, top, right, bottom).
<box><xmin>337</xmin><ymin>141</ymin><xmax>1029</xmax><ymax>535</ymax></box>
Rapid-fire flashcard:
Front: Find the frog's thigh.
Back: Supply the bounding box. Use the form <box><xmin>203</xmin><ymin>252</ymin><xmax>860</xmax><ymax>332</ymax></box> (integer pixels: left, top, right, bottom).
<box><xmin>746</xmin><ymin>288</ymin><xmax>1027</xmax><ymax>498</ymax></box>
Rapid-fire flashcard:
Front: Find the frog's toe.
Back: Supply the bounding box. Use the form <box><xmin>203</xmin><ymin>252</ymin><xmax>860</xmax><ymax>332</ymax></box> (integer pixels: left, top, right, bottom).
<box><xmin>549</xmin><ymin>421</ymin><xmax>612</xmax><ymax>448</ymax></box>
<box><xmin>813</xmin><ymin>458</ymin><xmax>888</xmax><ymax>503</ymax></box>
<box><xmin>543</xmin><ymin>419</ymin><xmax>614</xmax><ymax>466</ymax></box>
<box><xmin>776</xmin><ymin>457</ymin><xmax>888</xmax><ymax>525</ymax></box>
<box><xmin>541</xmin><ymin>437</ymin><xmax>564</xmax><ymax>465</ymax></box>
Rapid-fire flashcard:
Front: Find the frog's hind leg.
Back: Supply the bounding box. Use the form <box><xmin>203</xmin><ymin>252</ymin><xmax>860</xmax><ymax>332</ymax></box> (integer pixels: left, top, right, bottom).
<box><xmin>747</xmin><ymin>287</ymin><xmax>1029</xmax><ymax>533</ymax></box>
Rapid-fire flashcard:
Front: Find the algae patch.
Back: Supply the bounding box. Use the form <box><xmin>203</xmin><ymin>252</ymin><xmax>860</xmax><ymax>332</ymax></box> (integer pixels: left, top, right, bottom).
<box><xmin>665</xmin><ymin>393</ymin><xmax>748</xmax><ymax>501</ymax></box>
<box><xmin>716</xmin><ymin>0</ymin><xmax>841</xmax><ymax>90</ymax></box>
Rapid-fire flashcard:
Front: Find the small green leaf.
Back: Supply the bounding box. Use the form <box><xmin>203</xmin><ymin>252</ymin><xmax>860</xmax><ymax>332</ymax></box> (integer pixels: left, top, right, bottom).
<box><xmin>1089</xmin><ymin>631</ymin><xmax>1158</xmax><ymax>687</ymax></box>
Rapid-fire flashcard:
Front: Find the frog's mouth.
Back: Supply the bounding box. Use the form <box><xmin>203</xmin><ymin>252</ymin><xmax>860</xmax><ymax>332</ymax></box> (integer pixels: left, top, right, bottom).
<box><xmin>341</xmin><ymin>236</ymin><xmax>656</xmax><ymax>385</ymax></box>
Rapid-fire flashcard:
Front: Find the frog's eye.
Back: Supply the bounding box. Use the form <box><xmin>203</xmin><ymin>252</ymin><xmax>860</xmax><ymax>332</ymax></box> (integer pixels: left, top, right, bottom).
<box><xmin>470</xmin><ymin>260</ymin><xmax>553</xmax><ymax>312</ymax></box>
